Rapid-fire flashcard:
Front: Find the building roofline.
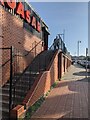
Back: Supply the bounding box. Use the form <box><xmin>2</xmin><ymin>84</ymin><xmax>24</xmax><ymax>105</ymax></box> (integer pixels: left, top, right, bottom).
<box><xmin>24</xmin><ymin>0</ymin><xmax>49</xmax><ymax>29</ymax></box>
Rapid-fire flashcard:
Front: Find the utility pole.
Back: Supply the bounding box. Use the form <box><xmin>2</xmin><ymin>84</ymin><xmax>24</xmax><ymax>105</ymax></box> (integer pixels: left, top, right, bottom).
<box><xmin>77</xmin><ymin>40</ymin><xmax>81</xmax><ymax>61</ymax></box>
<box><xmin>86</xmin><ymin>48</ymin><xmax>88</xmax><ymax>76</ymax></box>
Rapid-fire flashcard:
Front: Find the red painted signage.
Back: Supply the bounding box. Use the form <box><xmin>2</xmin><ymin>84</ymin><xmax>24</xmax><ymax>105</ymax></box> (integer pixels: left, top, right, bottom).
<box><xmin>16</xmin><ymin>2</ymin><xmax>25</xmax><ymax>19</ymax></box>
<box><xmin>25</xmin><ymin>10</ymin><xmax>31</xmax><ymax>23</ymax></box>
<box><xmin>6</xmin><ymin>2</ymin><xmax>16</xmax><ymax>9</ymax></box>
<box><xmin>0</xmin><ymin>0</ymin><xmax>4</xmax><ymax>6</ymax></box>
<box><xmin>0</xmin><ymin>1</ymin><xmax>41</xmax><ymax>32</ymax></box>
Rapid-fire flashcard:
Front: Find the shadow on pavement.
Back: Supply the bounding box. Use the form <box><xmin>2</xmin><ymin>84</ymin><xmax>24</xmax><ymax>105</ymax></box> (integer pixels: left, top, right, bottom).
<box><xmin>73</xmin><ymin>63</ymin><xmax>85</xmax><ymax>69</ymax></box>
<box><xmin>30</xmin><ymin>118</ymin><xmax>88</xmax><ymax>120</ymax></box>
<box><xmin>56</xmin><ymin>118</ymin><xmax>88</xmax><ymax>120</ymax></box>
<box><xmin>77</xmin><ymin>77</ymin><xmax>89</xmax><ymax>82</ymax></box>
<box><xmin>30</xmin><ymin>80</ymin><xmax>88</xmax><ymax>120</ymax></box>
<box><xmin>73</xmin><ymin>71</ymin><xmax>90</xmax><ymax>77</ymax></box>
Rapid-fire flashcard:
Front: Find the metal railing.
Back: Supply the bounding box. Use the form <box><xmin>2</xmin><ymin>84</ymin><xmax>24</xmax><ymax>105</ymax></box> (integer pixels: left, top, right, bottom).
<box><xmin>11</xmin><ymin>41</ymin><xmax>56</xmax><ymax>109</ymax></box>
<box><xmin>50</xmin><ymin>35</ymin><xmax>71</xmax><ymax>59</ymax></box>
<box><xmin>12</xmin><ymin>41</ymin><xmax>43</xmax><ymax>106</ymax></box>
<box><xmin>1</xmin><ymin>40</ymin><xmax>63</xmax><ymax>118</ymax></box>
<box><xmin>1</xmin><ymin>41</ymin><xmax>43</xmax><ymax>117</ymax></box>
<box><xmin>0</xmin><ymin>47</ymin><xmax>13</xmax><ymax>118</ymax></box>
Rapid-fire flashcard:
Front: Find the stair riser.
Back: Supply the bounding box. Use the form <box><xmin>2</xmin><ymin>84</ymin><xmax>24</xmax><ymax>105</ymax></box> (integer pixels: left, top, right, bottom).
<box><xmin>1</xmin><ymin>111</ymin><xmax>9</xmax><ymax>119</ymax></box>
<box><xmin>3</xmin><ymin>83</ymin><xmax>32</xmax><ymax>90</ymax></box>
<box><xmin>1</xmin><ymin>50</ymin><xmax>54</xmax><ymax>119</ymax></box>
<box><xmin>2</xmin><ymin>94</ymin><xmax>24</xmax><ymax>102</ymax></box>
<box><xmin>1</xmin><ymin>103</ymin><xmax>9</xmax><ymax>109</ymax></box>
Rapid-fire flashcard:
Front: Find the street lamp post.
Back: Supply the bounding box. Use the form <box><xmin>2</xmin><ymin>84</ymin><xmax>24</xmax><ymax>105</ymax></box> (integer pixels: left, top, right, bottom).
<box><xmin>77</xmin><ymin>40</ymin><xmax>81</xmax><ymax>60</ymax></box>
<box><xmin>86</xmin><ymin>48</ymin><xmax>88</xmax><ymax>76</ymax></box>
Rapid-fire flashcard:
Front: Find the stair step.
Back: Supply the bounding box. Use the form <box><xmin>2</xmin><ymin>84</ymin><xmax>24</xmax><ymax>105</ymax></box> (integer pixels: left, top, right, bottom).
<box><xmin>0</xmin><ymin>99</ymin><xmax>9</xmax><ymax>104</ymax></box>
<box><xmin>3</xmin><ymin>82</ymin><xmax>32</xmax><ymax>89</ymax></box>
<box><xmin>0</xmin><ymin>112</ymin><xmax>9</xmax><ymax>119</ymax></box>
<box><xmin>0</xmin><ymin>101</ymin><xmax>9</xmax><ymax>109</ymax></box>
<box><xmin>0</xmin><ymin>110</ymin><xmax>9</xmax><ymax>119</ymax></box>
<box><xmin>0</xmin><ymin>106</ymin><xmax>9</xmax><ymax>113</ymax></box>
<box><xmin>1</xmin><ymin>93</ymin><xmax>24</xmax><ymax>101</ymax></box>
<box><xmin>1</xmin><ymin>86</ymin><xmax>29</xmax><ymax>95</ymax></box>
<box><xmin>1</xmin><ymin>111</ymin><xmax>9</xmax><ymax>119</ymax></box>
<box><xmin>0</xmin><ymin>50</ymin><xmax>55</xmax><ymax>119</ymax></box>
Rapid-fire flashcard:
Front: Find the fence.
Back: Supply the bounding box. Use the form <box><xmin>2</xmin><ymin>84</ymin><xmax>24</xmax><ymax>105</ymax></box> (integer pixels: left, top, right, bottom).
<box><xmin>0</xmin><ymin>40</ymin><xmax>43</xmax><ymax>117</ymax></box>
<box><xmin>0</xmin><ymin>47</ymin><xmax>12</xmax><ymax>117</ymax></box>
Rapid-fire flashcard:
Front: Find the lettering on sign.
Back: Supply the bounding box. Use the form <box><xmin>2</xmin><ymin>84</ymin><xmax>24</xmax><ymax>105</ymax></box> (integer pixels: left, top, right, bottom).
<box><xmin>0</xmin><ymin>1</ymin><xmax>41</xmax><ymax>32</ymax></box>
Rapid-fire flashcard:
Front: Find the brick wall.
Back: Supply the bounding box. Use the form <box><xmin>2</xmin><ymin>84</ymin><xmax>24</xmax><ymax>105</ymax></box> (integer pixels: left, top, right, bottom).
<box><xmin>0</xmin><ymin>7</ymin><xmax>43</xmax><ymax>86</ymax></box>
<box><xmin>22</xmin><ymin>51</ymin><xmax>71</xmax><ymax>109</ymax></box>
<box><xmin>11</xmin><ymin>51</ymin><xmax>72</xmax><ymax>118</ymax></box>
<box><xmin>22</xmin><ymin>51</ymin><xmax>58</xmax><ymax>109</ymax></box>
<box><xmin>59</xmin><ymin>52</ymin><xmax>64</xmax><ymax>76</ymax></box>
<box><xmin>58</xmin><ymin>52</ymin><xmax>72</xmax><ymax>78</ymax></box>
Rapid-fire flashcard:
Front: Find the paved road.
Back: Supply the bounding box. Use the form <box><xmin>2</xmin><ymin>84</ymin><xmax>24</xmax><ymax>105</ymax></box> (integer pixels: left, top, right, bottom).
<box><xmin>31</xmin><ymin>64</ymin><xmax>89</xmax><ymax>120</ymax></box>
<box><xmin>62</xmin><ymin>63</ymin><xmax>89</xmax><ymax>82</ymax></box>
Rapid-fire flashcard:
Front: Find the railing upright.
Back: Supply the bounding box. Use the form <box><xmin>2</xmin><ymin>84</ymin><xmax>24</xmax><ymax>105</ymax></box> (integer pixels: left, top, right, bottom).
<box><xmin>0</xmin><ymin>41</ymin><xmax>44</xmax><ymax>119</ymax></box>
<box><xmin>9</xmin><ymin>46</ymin><xmax>13</xmax><ymax>118</ymax></box>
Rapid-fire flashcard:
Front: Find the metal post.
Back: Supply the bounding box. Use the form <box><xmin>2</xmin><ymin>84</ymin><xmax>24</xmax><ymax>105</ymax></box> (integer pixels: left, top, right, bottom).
<box><xmin>9</xmin><ymin>46</ymin><xmax>13</xmax><ymax>118</ymax></box>
<box><xmin>77</xmin><ymin>41</ymin><xmax>79</xmax><ymax>57</ymax></box>
<box><xmin>39</xmin><ymin>54</ymin><xmax>41</xmax><ymax>72</ymax></box>
<box><xmin>77</xmin><ymin>41</ymin><xmax>81</xmax><ymax>61</ymax></box>
<box><xmin>86</xmin><ymin>48</ymin><xmax>88</xmax><ymax>77</ymax></box>
<box><xmin>35</xmin><ymin>41</ymin><xmax>36</xmax><ymax>57</ymax></box>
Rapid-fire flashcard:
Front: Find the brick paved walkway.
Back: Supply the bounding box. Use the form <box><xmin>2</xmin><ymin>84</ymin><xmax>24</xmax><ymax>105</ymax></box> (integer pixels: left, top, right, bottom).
<box><xmin>31</xmin><ymin>64</ymin><xmax>89</xmax><ymax>120</ymax></box>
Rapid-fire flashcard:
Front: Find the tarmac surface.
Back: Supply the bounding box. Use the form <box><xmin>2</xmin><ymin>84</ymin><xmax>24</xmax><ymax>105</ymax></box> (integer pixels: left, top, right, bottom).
<box><xmin>31</xmin><ymin>64</ymin><xmax>90</xmax><ymax>120</ymax></box>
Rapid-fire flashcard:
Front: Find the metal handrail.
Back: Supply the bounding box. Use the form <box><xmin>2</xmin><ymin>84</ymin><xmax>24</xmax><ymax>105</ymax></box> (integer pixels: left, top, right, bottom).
<box><xmin>12</xmin><ymin>42</ymin><xmax>56</xmax><ymax>107</ymax></box>
<box><xmin>0</xmin><ymin>47</ymin><xmax>13</xmax><ymax>118</ymax></box>
<box><xmin>0</xmin><ymin>41</ymin><xmax>42</xmax><ymax>68</ymax></box>
<box><xmin>11</xmin><ymin>41</ymin><xmax>43</xmax><ymax>108</ymax></box>
<box><xmin>1</xmin><ymin>40</ymin><xmax>43</xmax><ymax>114</ymax></box>
<box><xmin>24</xmin><ymin>41</ymin><xmax>42</xmax><ymax>56</ymax></box>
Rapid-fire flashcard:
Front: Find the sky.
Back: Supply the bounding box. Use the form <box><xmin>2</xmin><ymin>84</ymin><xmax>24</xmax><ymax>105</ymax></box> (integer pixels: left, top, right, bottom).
<box><xmin>30</xmin><ymin>2</ymin><xmax>88</xmax><ymax>56</ymax></box>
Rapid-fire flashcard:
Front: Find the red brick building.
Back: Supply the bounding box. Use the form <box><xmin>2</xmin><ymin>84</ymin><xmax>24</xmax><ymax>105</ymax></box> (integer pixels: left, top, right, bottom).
<box><xmin>0</xmin><ymin>1</ymin><xmax>72</xmax><ymax>119</ymax></box>
<box><xmin>0</xmin><ymin>1</ymin><xmax>50</xmax><ymax>86</ymax></box>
